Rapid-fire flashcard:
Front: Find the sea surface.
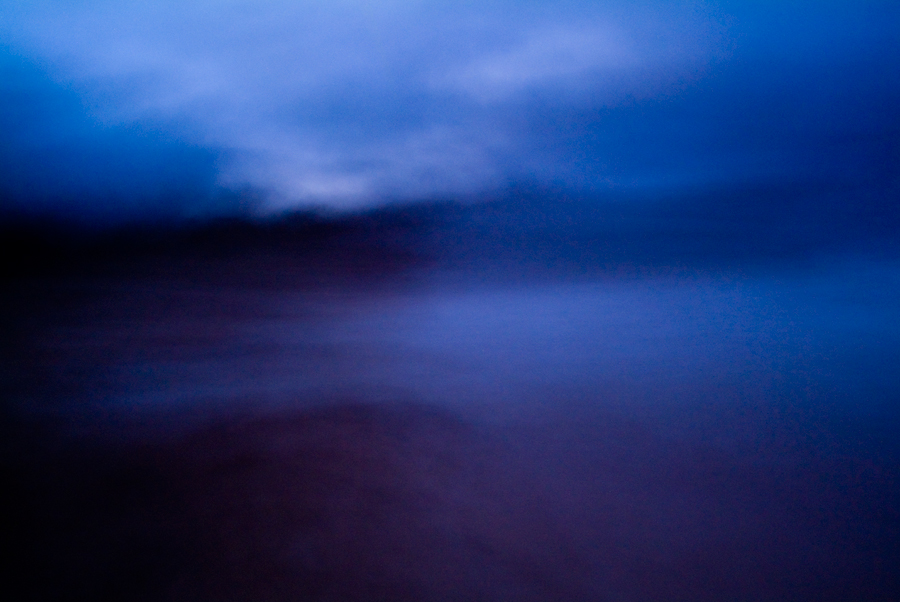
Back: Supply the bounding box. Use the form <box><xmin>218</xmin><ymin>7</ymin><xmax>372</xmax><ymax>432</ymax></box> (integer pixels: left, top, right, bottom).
<box><xmin>4</xmin><ymin>247</ymin><xmax>899</xmax><ymax>601</ymax></box>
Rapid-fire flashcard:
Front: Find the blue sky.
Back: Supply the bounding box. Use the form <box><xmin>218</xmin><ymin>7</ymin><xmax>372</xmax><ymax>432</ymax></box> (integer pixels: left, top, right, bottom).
<box><xmin>1</xmin><ymin>0</ymin><xmax>897</xmax><ymax>220</ymax></box>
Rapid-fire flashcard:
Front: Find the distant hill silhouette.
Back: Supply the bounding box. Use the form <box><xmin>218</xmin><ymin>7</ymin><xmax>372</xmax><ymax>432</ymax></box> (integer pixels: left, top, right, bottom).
<box><xmin>3</xmin><ymin>181</ymin><xmax>897</xmax><ymax>283</ymax></box>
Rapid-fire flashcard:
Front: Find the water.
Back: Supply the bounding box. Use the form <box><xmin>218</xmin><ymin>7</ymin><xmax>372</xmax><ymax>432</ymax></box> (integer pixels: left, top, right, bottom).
<box><xmin>18</xmin><ymin>257</ymin><xmax>899</xmax><ymax>426</ymax></box>
<box><xmin>5</xmin><ymin>254</ymin><xmax>899</xmax><ymax>600</ymax></box>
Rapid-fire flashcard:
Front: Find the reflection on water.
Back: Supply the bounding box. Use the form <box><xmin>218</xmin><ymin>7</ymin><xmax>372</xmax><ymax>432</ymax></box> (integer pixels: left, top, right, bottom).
<box><xmin>21</xmin><ymin>259</ymin><xmax>900</xmax><ymax>426</ymax></box>
<box><xmin>5</xmin><ymin>257</ymin><xmax>900</xmax><ymax>600</ymax></box>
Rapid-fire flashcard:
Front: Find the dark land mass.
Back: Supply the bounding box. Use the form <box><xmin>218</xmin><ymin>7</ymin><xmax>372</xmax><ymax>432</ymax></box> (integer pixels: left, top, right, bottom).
<box><xmin>2</xmin><ymin>181</ymin><xmax>898</xmax><ymax>285</ymax></box>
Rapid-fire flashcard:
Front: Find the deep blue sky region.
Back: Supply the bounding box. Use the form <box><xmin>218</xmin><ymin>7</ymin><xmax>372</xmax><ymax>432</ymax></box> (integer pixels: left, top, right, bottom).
<box><xmin>2</xmin><ymin>0</ymin><xmax>897</xmax><ymax>219</ymax></box>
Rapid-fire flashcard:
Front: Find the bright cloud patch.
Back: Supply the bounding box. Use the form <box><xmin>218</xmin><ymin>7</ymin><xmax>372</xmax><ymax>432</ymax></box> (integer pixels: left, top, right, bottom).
<box><xmin>0</xmin><ymin>1</ymin><xmax>729</xmax><ymax>209</ymax></box>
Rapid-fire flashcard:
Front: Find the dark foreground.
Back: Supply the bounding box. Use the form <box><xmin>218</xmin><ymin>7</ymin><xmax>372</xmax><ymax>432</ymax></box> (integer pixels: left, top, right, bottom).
<box><xmin>7</xmin><ymin>398</ymin><xmax>899</xmax><ymax>602</ymax></box>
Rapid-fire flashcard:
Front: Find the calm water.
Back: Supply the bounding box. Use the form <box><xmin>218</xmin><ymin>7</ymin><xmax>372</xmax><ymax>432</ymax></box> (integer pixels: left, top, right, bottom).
<box><xmin>19</xmin><ymin>257</ymin><xmax>899</xmax><ymax>426</ymax></box>
<box><xmin>6</xmin><ymin>255</ymin><xmax>899</xmax><ymax>600</ymax></box>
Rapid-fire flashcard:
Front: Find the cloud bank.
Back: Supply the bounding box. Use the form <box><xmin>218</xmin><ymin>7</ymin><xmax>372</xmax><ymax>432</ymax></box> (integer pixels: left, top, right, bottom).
<box><xmin>1</xmin><ymin>0</ymin><xmax>897</xmax><ymax>218</ymax></box>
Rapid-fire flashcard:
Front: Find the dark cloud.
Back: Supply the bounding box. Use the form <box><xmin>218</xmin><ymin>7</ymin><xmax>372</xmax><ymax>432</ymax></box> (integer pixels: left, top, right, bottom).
<box><xmin>0</xmin><ymin>50</ymin><xmax>240</xmax><ymax>225</ymax></box>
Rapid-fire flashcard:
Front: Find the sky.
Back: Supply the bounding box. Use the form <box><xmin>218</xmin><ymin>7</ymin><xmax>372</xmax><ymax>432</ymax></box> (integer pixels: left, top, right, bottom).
<box><xmin>0</xmin><ymin>0</ymin><xmax>897</xmax><ymax>221</ymax></box>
